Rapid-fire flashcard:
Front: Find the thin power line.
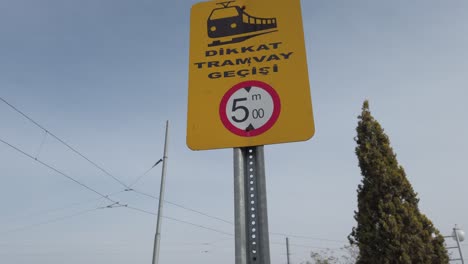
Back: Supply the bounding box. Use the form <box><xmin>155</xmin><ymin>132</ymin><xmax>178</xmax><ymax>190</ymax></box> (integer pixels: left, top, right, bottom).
<box><xmin>2</xmin><ymin>190</ymin><xmax>126</xmax><ymax>223</ymax></box>
<box><xmin>127</xmin><ymin>160</ymin><xmax>162</xmax><ymax>188</ymax></box>
<box><xmin>270</xmin><ymin>241</ymin><xmax>340</xmax><ymax>250</ymax></box>
<box><xmin>34</xmin><ymin>130</ymin><xmax>48</xmax><ymax>160</ymax></box>
<box><xmin>130</xmin><ymin>189</ymin><xmax>233</xmax><ymax>225</ymax></box>
<box><xmin>0</xmin><ymin>98</ymin><xmax>234</xmax><ymax>230</ymax></box>
<box><xmin>131</xmin><ymin>189</ymin><xmax>347</xmax><ymax>243</ymax></box>
<box><xmin>126</xmin><ymin>206</ymin><xmax>234</xmax><ymax>236</ymax></box>
<box><xmin>0</xmin><ymin>207</ymin><xmax>100</xmax><ymax>236</ymax></box>
<box><xmin>0</xmin><ymin>202</ymin><xmax>232</xmax><ymax>238</ymax></box>
<box><xmin>1</xmin><ymin>97</ymin><xmax>349</xmax><ymax>245</ymax></box>
<box><xmin>269</xmin><ymin>232</ymin><xmax>347</xmax><ymax>243</ymax></box>
<box><xmin>0</xmin><ymin>137</ymin><xmax>116</xmax><ymax>204</ymax></box>
<box><xmin>1</xmin><ymin>97</ymin><xmax>238</xmax><ymax>231</ymax></box>
<box><xmin>1</xmin><ymin>136</ymin><xmax>345</xmax><ymax>244</ymax></box>
<box><xmin>0</xmin><ymin>96</ymin><xmax>129</xmax><ymax>189</ymax></box>
<box><xmin>0</xmin><ymin>201</ymin><xmax>127</xmax><ymax>236</ymax></box>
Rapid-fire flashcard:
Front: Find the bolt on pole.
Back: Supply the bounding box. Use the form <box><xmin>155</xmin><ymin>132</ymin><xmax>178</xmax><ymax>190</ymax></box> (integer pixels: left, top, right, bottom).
<box><xmin>234</xmin><ymin>146</ymin><xmax>271</xmax><ymax>264</ymax></box>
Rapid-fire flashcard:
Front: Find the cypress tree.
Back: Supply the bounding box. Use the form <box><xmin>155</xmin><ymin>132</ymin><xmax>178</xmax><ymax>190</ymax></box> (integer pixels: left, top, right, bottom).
<box><xmin>348</xmin><ymin>101</ymin><xmax>448</xmax><ymax>264</ymax></box>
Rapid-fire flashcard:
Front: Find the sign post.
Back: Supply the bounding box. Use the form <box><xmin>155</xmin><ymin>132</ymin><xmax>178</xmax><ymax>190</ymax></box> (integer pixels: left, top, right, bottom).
<box><xmin>234</xmin><ymin>146</ymin><xmax>270</xmax><ymax>264</ymax></box>
<box><xmin>188</xmin><ymin>0</ymin><xmax>314</xmax><ymax>263</ymax></box>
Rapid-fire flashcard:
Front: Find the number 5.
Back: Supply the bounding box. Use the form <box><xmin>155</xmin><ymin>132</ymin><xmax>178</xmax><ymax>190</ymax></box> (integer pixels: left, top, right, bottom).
<box><xmin>231</xmin><ymin>98</ymin><xmax>249</xmax><ymax>123</ymax></box>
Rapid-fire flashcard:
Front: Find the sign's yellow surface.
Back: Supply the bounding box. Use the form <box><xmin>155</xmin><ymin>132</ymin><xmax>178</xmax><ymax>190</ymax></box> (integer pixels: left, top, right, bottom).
<box><xmin>187</xmin><ymin>0</ymin><xmax>314</xmax><ymax>150</ymax></box>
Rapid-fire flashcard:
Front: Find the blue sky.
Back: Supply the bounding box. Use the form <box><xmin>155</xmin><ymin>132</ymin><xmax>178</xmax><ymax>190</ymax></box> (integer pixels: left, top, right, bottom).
<box><xmin>1</xmin><ymin>0</ymin><xmax>467</xmax><ymax>263</ymax></box>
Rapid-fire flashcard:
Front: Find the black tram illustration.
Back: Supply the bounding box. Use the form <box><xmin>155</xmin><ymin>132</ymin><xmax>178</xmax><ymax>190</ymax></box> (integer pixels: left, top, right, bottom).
<box><xmin>207</xmin><ymin>1</ymin><xmax>278</xmax><ymax>47</ymax></box>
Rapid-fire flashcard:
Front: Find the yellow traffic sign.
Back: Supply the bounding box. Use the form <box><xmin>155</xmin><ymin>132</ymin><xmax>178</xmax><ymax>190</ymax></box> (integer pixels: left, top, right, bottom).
<box><xmin>187</xmin><ymin>0</ymin><xmax>314</xmax><ymax>150</ymax></box>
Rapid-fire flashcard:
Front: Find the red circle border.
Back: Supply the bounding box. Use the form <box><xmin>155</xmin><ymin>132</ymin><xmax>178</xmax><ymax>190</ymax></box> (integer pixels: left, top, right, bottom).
<box><xmin>219</xmin><ymin>80</ymin><xmax>281</xmax><ymax>137</ymax></box>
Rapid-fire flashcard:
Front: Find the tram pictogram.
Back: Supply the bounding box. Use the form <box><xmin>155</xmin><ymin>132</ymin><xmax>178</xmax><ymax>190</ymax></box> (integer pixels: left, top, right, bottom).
<box><xmin>208</xmin><ymin>1</ymin><xmax>278</xmax><ymax>47</ymax></box>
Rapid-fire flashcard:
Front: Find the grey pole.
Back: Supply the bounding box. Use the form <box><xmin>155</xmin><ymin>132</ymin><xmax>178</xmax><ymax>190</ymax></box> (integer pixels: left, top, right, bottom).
<box><xmin>234</xmin><ymin>146</ymin><xmax>271</xmax><ymax>264</ymax></box>
<box><xmin>234</xmin><ymin>148</ymin><xmax>248</xmax><ymax>264</ymax></box>
<box><xmin>152</xmin><ymin>121</ymin><xmax>169</xmax><ymax>264</ymax></box>
<box><xmin>454</xmin><ymin>226</ymin><xmax>465</xmax><ymax>264</ymax></box>
<box><xmin>286</xmin><ymin>237</ymin><xmax>291</xmax><ymax>264</ymax></box>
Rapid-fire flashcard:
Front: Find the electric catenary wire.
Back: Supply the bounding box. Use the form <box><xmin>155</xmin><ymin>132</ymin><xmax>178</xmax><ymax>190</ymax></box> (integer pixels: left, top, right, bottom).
<box><xmin>130</xmin><ymin>189</ymin><xmax>233</xmax><ymax>225</ymax></box>
<box><xmin>0</xmin><ymin>202</ymin><xmax>233</xmax><ymax>238</ymax></box>
<box><xmin>269</xmin><ymin>232</ymin><xmax>347</xmax><ymax>243</ymax></box>
<box><xmin>2</xmin><ymin>190</ymin><xmax>126</xmax><ymax>223</ymax></box>
<box><xmin>0</xmin><ymin>96</ymin><xmax>129</xmax><ymax>189</ymax></box>
<box><xmin>0</xmin><ymin>207</ymin><xmax>100</xmax><ymax>236</ymax></box>
<box><xmin>1</xmin><ymin>135</ymin><xmax>345</xmax><ymax>245</ymax></box>
<box><xmin>0</xmin><ymin>97</ymin><xmax>233</xmax><ymax>230</ymax></box>
<box><xmin>1</xmin><ymin>97</ymin><xmax>237</xmax><ymax>227</ymax></box>
<box><xmin>127</xmin><ymin>159</ymin><xmax>163</xmax><ymax>188</ymax></box>
<box><xmin>0</xmin><ymin>200</ymin><xmax>129</xmax><ymax>236</ymax></box>
<box><xmin>34</xmin><ymin>130</ymin><xmax>48</xmax><ymax>160</ymax></box>
<box><xmin>131</xmin><ymin>189</ymin><xmax>346</xmax><ymax>243</ymax></box>
<box><xmin>270</xmin><ymin>241</ymin><xmax>341</xmax><ymax>250</ymax></box>
<box><xmin>0</xmin><ymin>137</ymin><xmax>117</xmax><ymax>204</ymax></box>
<box><xmin>1</xmin><ymin>97</ymin><xmax>347</xmax><ymax>245</ymax></box>
<box><xmin>126</xmin><ymin>205</ymin><xmax>234</xmax><ymax>236</ymax></box>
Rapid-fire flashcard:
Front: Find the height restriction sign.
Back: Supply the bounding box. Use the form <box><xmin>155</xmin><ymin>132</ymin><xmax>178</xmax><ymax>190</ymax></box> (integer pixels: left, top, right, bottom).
<box><xmin>187</xmin><ymin>0</ymin><xmax>315</xmax><ymax>150</ymax></box>
<box><xmin>219</xmin><ymin>80</ymin><xmax>280</xmax><ymax>138</ymax></box>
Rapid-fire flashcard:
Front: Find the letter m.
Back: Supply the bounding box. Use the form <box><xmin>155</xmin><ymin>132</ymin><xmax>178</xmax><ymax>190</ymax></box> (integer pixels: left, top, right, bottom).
<box><xmin>252</xmin><ymin>94</ymin><xmax>262</xmax><ymax>101</ymax></box>
<box><xmin>236</xmin><ymin>58</ymin><xmax>251</xmax><ymax>65</ymax></box>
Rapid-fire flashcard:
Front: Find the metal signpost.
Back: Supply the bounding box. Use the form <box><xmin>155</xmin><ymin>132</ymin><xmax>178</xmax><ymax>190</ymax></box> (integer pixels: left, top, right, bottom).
<box><xmin>188</xmin><ymin>0</ymin><xmax>314</xmax><ymax>263</ymax></box>
<box><xmin>234</xmin><ymin>146</ymin><xmax>270</xmax><ymax>264</ymax></box>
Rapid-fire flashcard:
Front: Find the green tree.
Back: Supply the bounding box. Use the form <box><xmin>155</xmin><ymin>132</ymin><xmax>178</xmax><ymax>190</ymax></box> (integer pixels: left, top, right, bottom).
<box><xmin>348</xmin><ymin>101</ymin><xmax>449</xmax><ymax>264</ymax></box>
<box><xmin>310</xmin><ymin>244</ymin><xmax>358</xmax><ymax>264</ymax></box>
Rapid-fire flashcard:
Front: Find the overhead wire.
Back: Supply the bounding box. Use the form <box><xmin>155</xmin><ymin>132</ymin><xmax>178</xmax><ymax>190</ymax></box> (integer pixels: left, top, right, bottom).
<box><xmin>0</xmin><ymin>202</ymin><xmax>233</xmax><ymax>238</ymax></box>
<box><xmin>0</xmin><ymin>96</ymin><xmax>129</xmax><ymax>189</ymax></box>
<box><xmin>130</xmin><ymin>189</ymin><xmax>347</xmax><ymax>243</ymax></box>
<box><xmin>1</xmin><ymin>136</ymin><xmax>347</xmax><ymax>245</ymax></box>
<box><xmin>270</xmin><ymin>241</ymin><xmax>341</xmax><ymax>250</ymax></box>
<box><xmin>128</xmin><ymin>190</ymin><xmax>347</xmax><ymax>244</ymax></box>
<box><xmin>130</xmin><ymin>188</ymin><xmax>233</xmax><ymax>225</ymax></box>
<box><xmin>0</xmin><ymin>98</ymin><xmax>237</xmax><ymax>235</ymax></box>
<box><xmin>2</xmin><ymin>190</ymin><xmax>126</xmax><ymax>223</ymax></box>
<box><xmin>1</xmin><ymin>97</ymin><xmax>348</xmax><ymax>245</ymax></box>
<box><xmin>0</xmin><ymin>137</ymin><xmax>117</xmax><ymax>204</ymax></box>
<box><xmin>269</xmin><ymin>232</ymin><xmax>347</xmax><ymax>243</ymax></box>
<box><xmin>187</xmin><ymin>238</ymin><xmax>342</xmax><ymax>251</ymax></box>
<box><xmin>125</xmin><ymin>205</ymin><xmax>234</xmax><ymax>236</ymax></box>
<box><xmin>1</xmin><ymin>97</ymin><xmax>241</xmax><ymax>230</ymax></box>
<box><xmin>34</xmin><ymin>130</ymin><xmax>48</xmax><ymax>160</ymax></box>
<box><xmin>0</xmin><ymin>207</ymin><xmax>100</xmax><ymax>236</ymax></box>
<box><xmin>1</xmin><ymin>97</ymin><xmax>165</xmax><ymax>202</ymax></box>
<box><xmin>127</xmin><ymin>159</ymin><xmax>162</xmax><ymax>188</ymax></box>
<box><xmin>0</xmin><ymin>199</ymin><xmax>131</xmax><ymax>236</ymax></box>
